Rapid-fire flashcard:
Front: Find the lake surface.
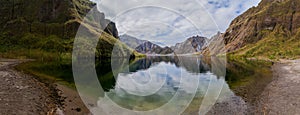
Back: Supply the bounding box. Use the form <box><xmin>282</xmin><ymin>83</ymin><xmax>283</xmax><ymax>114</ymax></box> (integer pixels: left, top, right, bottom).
<box><xmin>73</xmin><ymin>56</ymin><xmax>273</xmax><ymax>114</ymax></box>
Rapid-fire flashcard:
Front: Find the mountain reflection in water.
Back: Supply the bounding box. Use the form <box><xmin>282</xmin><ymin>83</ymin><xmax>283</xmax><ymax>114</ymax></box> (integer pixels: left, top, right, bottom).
<box><xmin>75</xmin><ymin>56</ymin><xmax>273</xmax><ymax>115</ymax></box>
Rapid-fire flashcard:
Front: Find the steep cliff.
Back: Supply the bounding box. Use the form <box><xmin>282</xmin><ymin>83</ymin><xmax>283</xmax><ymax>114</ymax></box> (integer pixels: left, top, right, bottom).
<box><xmin>222</xmin><ymin>0</ymin><xmax>300</xmax><ymax>59</ymax></box>
<box><xmin>0</xmin><ymin>0</ymin><xmax>118</xmax><ymax>38</ymax></box>
<box><xmin>0</xmin><ymin>0</ymin><xmax>134</xmax><ymax>58</ymax></box>
<box><xmin>202</xmin><ymin>32</ymin><xmax>226</xmax><ymax>56</ymax></box>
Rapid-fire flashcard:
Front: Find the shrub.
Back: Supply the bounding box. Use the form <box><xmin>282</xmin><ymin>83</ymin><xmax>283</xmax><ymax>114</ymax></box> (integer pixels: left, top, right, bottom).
<box><xmin>38</xmin><ymin>35</ymin><xmax>65</xmax><ymax>52</ymax></box>
<box><xmin>19</xmin><ymin>33</ymin><xmax>41</xmax><ymax>49</ymax></box>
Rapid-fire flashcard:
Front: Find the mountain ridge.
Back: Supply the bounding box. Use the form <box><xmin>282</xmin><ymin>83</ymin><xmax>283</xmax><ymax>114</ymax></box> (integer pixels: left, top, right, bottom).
<box><xmin>135</xmin><ymin>41</ymin><xmax>173</xmax><ymax>54</ymax></box>
<box><xmin>120</xmin><ymin>34</ymin><xmax>208</xmax><ymax>55</ymax></box>
<box><xmin>203</xmin><ymin>0</ymin><xmax>300</xmax><ymax>59</ymax></box>
<box><xmin>120</xmin><ymin>34</ymin><xmax>173</xmax><ymax>54</ymax></box>
<box><xmin>172</xmin><ymin>35</ymin><xmax>208</xmax><ymax>54</ymax></box>
<box><xmin>0</xmin><ymin>0</ymin><xmax>140</xmax><ymax>58</ymax></box>
<box><xmin>120</xmin><ymin>34</ymin><xmax>147</xmax><ymax>49</ymax></box>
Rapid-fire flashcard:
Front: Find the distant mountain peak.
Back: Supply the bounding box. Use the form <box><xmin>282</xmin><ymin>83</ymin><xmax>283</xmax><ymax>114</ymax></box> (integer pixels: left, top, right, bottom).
<box><xmin>135</xmin><ymin>41</ymin><xmax>173</xmax><ymax>54</ymax></box>
<box><xmin>120</xmin><ymin>34</ymin><xmax>210</xmax><ymax>55</ymax></box>
<box><xmin>120</xmin><ymin>34</ymin><xmax>173</xmax><ymax>54</ymax></box>
<box><xmin>172</xmin><ymin>36</ymin><xmax>208</xmax><ymax>54</ymax></box>
<box><xmin>119</xmin><ymin>34</ymin><xmax>147</xmax><ymax>49</ymax></box>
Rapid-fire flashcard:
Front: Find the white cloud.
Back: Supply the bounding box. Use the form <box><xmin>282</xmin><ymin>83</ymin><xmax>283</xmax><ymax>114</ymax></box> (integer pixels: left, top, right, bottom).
<box><xmin>90</xmin><ymin>0</ymin><xmax>261</xmax><ymax>46</ymax></box>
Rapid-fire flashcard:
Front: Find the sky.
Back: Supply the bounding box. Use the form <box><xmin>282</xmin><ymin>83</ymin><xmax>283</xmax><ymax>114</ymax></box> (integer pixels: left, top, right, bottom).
<box><xmin>90</xmin><ymin>0</ymin><xmax>261</xmax><ymax>46</ymax></box>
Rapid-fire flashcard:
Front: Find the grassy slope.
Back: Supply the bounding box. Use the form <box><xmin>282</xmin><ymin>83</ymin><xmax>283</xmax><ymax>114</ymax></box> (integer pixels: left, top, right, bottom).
<box><xmin>0</xmin><ymin>0</ymin><xmax>142</xmax><ymax>59</ymax></box>
<box><xmin>226</xmin><ymin>0</ymin><xmax>300</xmax><ymax>60</ymax></box>
<box><xmin>0</xmin><ymin>0</ymin><xmax>143</xmax><ymax>88</ymax></box>
<box><xmin>229</xmin><ymin>28</ymin><xmax>300</xmax><ymax>60</ymax></box>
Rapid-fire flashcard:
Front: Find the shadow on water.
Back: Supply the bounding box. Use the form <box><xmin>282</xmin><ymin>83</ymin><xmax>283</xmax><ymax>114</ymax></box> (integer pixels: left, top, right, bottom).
<box><xmin>225</xmin><ymin>59</ymin><xmax>273</xmax><ymax>104</ymax></box>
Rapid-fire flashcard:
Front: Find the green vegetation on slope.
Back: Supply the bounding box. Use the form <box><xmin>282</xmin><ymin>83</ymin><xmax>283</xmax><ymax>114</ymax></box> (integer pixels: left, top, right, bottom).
<box><xmin>229</xmin><ymin>28</ymin><xmax>300</xmax><ymax>60</ymax></box>
<box><xmin>0</xmin><ymin>0</ymin><xmax>141</xmax><ymax>59</ymax></box>
<box><xmin>223</xmin><ymin>0</ymin><xmax>300</xmax><ymax>60</ymax></box>
<box><xmin>0</xmin><ymin>0</ymin><xmax>144</xmax><ymax>87</ymax></box>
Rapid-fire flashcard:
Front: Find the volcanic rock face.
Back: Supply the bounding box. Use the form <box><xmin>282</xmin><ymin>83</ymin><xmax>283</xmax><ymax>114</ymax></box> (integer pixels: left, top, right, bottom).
<box><xmin>132</xmin><ymin>35</ymin><xmax>208</xmax><ymax>55</ymax></box>
<box><xmin>135</xmin><ymin>41</ymin><xmax>173</xmax><ymax>54</ymax></box>
<box><xmin>202</xmin><ymin>32</ymin><xmax>226</xmax><ymax>56</ymax></box>
<box><xmin>0</xmin><ymin>0</ymin><xmax>129</xmax><ymax>58</ymax></box>
<box><xmin>0</xmin><ymin>0</ymin><xmax>118</xmax><ymax>39</ymax></box>
<box><xmin>172</xmin><ymin>36</ymin><xmax>208</xmax><ymax>54</ymax></box>
<box><xmin>224</xmin><ymin>0</ymin><xmax>300</xmax><ymax>52</ymax></box>
<box><xmin>120</xmin><ymin>34</ymin><xmax>173</xmax><ymax>55</ymax></box>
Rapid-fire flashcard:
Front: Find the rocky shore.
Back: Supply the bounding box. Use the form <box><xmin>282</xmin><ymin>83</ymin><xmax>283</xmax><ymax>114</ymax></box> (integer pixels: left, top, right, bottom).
<box><xmin>1</xmin><ymin>58</ymin><xmax>299</xmax><ymax>115</ymax></box>
<box><xmin>207</xmin><ymin>59</ymin><xmax>300</xmax><ymax>115</ymax></box>
<box><xmin>0</xmin><ymin>59</ymin><xmax>90</xmax><ymax>115</ymax></box>
<box><xmin>0</xmin><ymin>59</ymin><xmax>57</xmax><ymax>114</ymax></box>
<box><xmin>255</xmin><ymin>59</ymin><xmax>300</xmax><ymax>114</ymax></box>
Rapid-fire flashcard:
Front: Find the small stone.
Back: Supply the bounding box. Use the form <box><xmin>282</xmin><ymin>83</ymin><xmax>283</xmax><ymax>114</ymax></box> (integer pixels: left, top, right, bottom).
<box><xmin>75</xmin><ymin>108</ymin><xmax>81</xmax><ymax>112</ymax></box>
